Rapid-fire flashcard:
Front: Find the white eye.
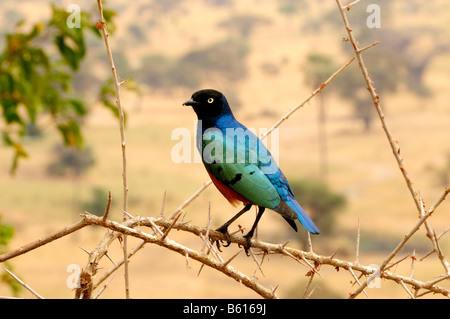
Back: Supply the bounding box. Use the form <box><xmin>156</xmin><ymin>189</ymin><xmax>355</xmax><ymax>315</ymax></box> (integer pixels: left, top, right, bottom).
<box><xmin>207</xmin><ymin>98</ymin><xmax>214</xmax><ymax>104</ymax></box>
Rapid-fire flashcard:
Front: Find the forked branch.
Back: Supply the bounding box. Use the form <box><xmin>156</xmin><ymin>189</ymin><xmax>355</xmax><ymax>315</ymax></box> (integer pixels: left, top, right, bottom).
<box><xmin>335</xmin><ymin>0</ymin><xmax>450</xmax><ymax>298</ymax></box>
<box><xmin>96</xmin><ymin>0</ymin><xmax>130</xmax><ymax>298</ymax></box>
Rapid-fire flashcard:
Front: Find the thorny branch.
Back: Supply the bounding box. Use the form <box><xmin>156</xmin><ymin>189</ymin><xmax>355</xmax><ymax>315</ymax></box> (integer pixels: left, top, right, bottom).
<box><xmin>1</xmin><ymin>209</ymin><xmax>449</xmax><ymax>299</ymax></box>
<box><xmin>96</xmin><ymin>0</ymin><xmax>130</xmax><ymax>298</ymax></box>
<box><xmin>335</xmin><ymin>0</ymin><xmax>450</xmax><ymax>298</ymax></box>
<box><xmin>1</xmin><ymin>0</ymin><xmax>449</xmax><ymax>300</ymax></box>
<box><xmin>73</xmin><ymin>56</ymin><xmax>355</xmax><ymax>299</ymax></box>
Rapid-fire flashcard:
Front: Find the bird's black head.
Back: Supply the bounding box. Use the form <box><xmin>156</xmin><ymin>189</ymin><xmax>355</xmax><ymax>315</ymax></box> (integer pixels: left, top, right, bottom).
<box><xmin>183</xmin><ymin>89</ymin><xmax>226</xmax><ymax>120</ymax></box>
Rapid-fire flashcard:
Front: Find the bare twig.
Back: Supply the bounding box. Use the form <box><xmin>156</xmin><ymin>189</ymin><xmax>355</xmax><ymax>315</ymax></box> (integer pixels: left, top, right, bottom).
<box><xmin>357</xmin><ymin>41</ymin><xmax>380</xmax><ymax>53</ymax></box>
<box><xmin>1</xmin><ymin>1</ymin><xmax>448</xmax><ymax>301</ymax></box>
<box><xmin>307</xmin><ymin>233</ymin><xmax>313</xmax><ymax>253</ymax></box>
<box><xmin>2</xmin><ymin>211</ymin><xmax>449</xmax><ymax>298</ymax></box>
<box><xmin>75</xmin><ymin>226</ymin><xmax>119</xmax><ymax>299</ymax></box>
<box><xmin>342</xmin><ymin>0</ymin><xmax>363</xmax><ymax>10</ymax></box>
<box><xmin>93</xmin><ymin>276</ymin><xmax>115</xmax><ymax>299</ymax></box>
<box><xmin>425</xmin><ymin>188</ymin><xmax>450</xmax><ymax>274</ymax></box>
<box><xmin>200</xmin><ymin>202</ymin><xmax>212</xmax><ymax>255</ymax></box>
<box><xmin>96</xmin><ymin>0</ymin><xmax>130</xmax><ymax>298</ymax></box>
<box><xmin>385</xmin><ymin>254</ymin><xmax>411</xmax><ymax>272</ymax></box>
<box><xmin>399</xmin><ymin>280</ymin><xmax>415</xmax><ymax>299</ymax></box>
<box><xmin>0</xmin><ymin>219</ymin><xmax>88</xmax><ymax>263</ymax></box>
<box><xmin>302</xmin><ymin>271</ymin><xmax>316</xmax><ymax>299</ymax></box>
<box><xmin>409</xmin><ymin>250</ymin><xmax>416</xmax><ymax>279</ymax></box>
<box><xmin>335</xmin><ymin>0</ymin><xmax>450</xmax><ymax>297</ymax></box>
<box><xmin>428</xmin><ymin>187</ymin><xmax>450</xmax><ymax>215</ymax></box>
<box><xmin>421</xmin><ymin>226</ymin><xmax>450</xmax><ymax>261</ymax></box>
<box><xmin>102</xmin><ymin>191</ymin><xmax>112</xmax><ymax>222</ymax></box>
<box><xmin>93</xmin><ymin>240</ymin><xmax>146</xmax><ymax>290</ymax></box>
<box><xmin>222</xmin><ymin>250</ymin><xmax>242</xmax><ymax>268</ymax></box>
<box><xmin>348</xmin><ymin>267</ymin><xmax>368</xmax><ymax>297</ymax></box>
<box><xmin>336</xmin><ymin>0</ymin><xmax>421</xmax><ymax>212</ymax></box>
<box><xmin>82</xmin><ymin>214</ymin><xmax>277</xmax><ymax>299</ymax></box>
<box><xmin>160</xmin><ymin>191</ymin><xmax>167</xmax><ymax>217</ymax></box>
<box><xmin>2</xmin><ymin>267</ymin><xmax>45</xmax><ymax>299</ymax></box>
<box><xmin>160</xmin><ymin>211</ymin><xmax>182</xmax><ymax>241</ymax></box>
<box><xmin>259</xmin><ymin>57</ymin><xmax>355</xmax><ymax>141</ymax></box>
<box><xmin>349</xmin><ymin>197</ymin><xmax>439</xmax><ymax>298</ymax></box>
<box><xmin>248</xmin><ymin>248</ymin><xmax>265</xmax><ymax>277</ymax></box>
<box><xmin>83</xmin><ymin>214</ymin><xmax>450</xmax><ymax>298</ymax></box>
<box><xmin>168</xmin><ymin>180</ymin><xmax>213</xmax><ymax>219</ymax></box>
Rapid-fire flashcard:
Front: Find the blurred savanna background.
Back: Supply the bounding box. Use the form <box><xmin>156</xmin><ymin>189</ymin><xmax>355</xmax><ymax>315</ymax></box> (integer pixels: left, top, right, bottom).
<box><xmin>0</xmin><ymin>0</ymin><xmax>449</xmax><ymax>298</ymax></box>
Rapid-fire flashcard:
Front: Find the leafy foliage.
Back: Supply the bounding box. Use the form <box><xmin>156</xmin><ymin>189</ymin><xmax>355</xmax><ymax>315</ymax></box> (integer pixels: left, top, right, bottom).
<box><xmin>0</xmin><ymin>216</ymin><xmax>14</xmax><ymax>247</ymax></box>
<box><xmin>0</xmin><ymin>215</ymin><xmax>20</xmax><ymax>296</ymax></box>
<box><xmin>0</xmin><ymin>4</ymin><xmax>115</xmax><ymax>174</ymax></box>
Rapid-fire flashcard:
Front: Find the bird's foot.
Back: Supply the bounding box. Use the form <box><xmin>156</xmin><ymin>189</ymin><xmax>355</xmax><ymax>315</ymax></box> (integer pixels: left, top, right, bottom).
<box><xmin>240</xmin><ymin>233</ymin><xmax>253</xmax><ymax>256</ymax></box>
<box><xmin>214</xmin><ymin>225</ymin><xmax>232</xmax><ymax>252</ymax></box>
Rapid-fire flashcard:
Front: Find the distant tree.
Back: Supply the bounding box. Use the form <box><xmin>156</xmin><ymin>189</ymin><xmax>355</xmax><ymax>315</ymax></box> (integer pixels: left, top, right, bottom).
<box><xmin>82</xmin><ymin>187</ymin><xmax>113</xmax><ymax>217</ymax></box>
<box><xmin>337</xmin><ymin>0</ymin><xmax>450</xmax><ymax>96</ymax></box>
<box><xmin>148</xmin><ymin>0</ymin><xmax>184</xmax><ymax>16</ymax></box>
<box><xmin>289</xmin><ymin>179</ymin><xmax>346</xmax><ymax>244</ymax></box>
<box><xmin>277</xmin><ymin>0</ymin><xmax>308</xmax><ymax>16</ymax></box>
<box><xmin>303</xmin><ymin>53</ymin><xmax>337</xmax><ymax>179</ymax></box>
<box><xmin>218</xmin><ymin>14</ymin><xmax>271</xmax><ymax>39</ymax></box>
<box><xmin>46</xmin><ymin>144</ymin><xmax>95</xmax><ymax>177</ymax></box>
<box><xmin>383</xmin><ymin>28</ymin><xmax>450</xmax><ymax>95</ymax></box>
<box><xmin>137</xmin><ymin>54</ymin><xmax>179</xmax><ymax>90</ymax></box>
<box><xmin>138</xmin><ymin>38</ymin><xmax>250</xmax><ymax>92</ymax></box>
<box><xmin>336</xmin><ymin>46</ymin><xmax>404</xmax><ymax>131</ymax></box>
<box><xmin>179</xmin><ymin>38</ymin><xmax>249</xmax><ymax>83</ymax></box>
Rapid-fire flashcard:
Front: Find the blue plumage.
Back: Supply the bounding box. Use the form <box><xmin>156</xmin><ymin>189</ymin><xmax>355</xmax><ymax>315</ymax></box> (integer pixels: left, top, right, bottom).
<box><xmin>183</xmin><ymin>89</ymin><xmax>319</xmax><ymax>251</ymax></box>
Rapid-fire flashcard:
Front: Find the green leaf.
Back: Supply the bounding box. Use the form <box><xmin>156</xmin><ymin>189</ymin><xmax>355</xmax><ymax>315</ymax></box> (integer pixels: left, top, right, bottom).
<box><xmin>68</xmin><ymin>99</ymin><xmax>87</xmax><ymax>116</ymax></box>
<box><xmin>0</xmin><ymin>221</ymin><xmax>14</xmax><ymax>246</ymax></box>
<box><xmin>0</xmin><ymin>3</ymin><xmax>116</xmax><ymax>173</ymax></box>
<box><xmin>57</xmin><ymin>119</ymin><xmax>83</xmax><ymax>149</ymax></box>
<box><xmin>100</xmin><ymin>79</ymin><xmax>128</xmax><ymax>124</ymax></box>
<box><xmin>101</xmin><ymin>98</ymin><xmax>120</xmax><ymax>119</ymax></box>
<box><xmin>2</xmin><ymin>100</ymin><xmax>22</xmax><ymax>125</ymax></box>
<box><xmin>55</xmin><ymin>35</ymin><xmax>79</xmax><ymax>70</ymax></box>
<box><xmin>2</xmin><ymin>132</ymin><xmax>14</xmax><ymax>146</ymax></box>
<box><xmin>2</xmin><ymin>134</ymin><xmax>29</xmax><ymax>175</ymax></box>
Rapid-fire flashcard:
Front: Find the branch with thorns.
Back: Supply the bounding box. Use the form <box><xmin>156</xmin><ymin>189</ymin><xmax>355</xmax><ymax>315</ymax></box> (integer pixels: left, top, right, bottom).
<box><xmin>2</xmin><ymin>208</ymin><xmax>449</xmax><ymax>299</ymax></box>
<box><xmin>1</xmin><ymin>0</ymin><xmax>449</xmax><ymax>300</ymax></box>
<box><xmin>335</xmin><ymin>0</ymin><xmax>450</xmax><ymax>298</ymax></box>
<box><xmin>0</xmin><ymin>56</ymin><xmax>356</xmax><ymax>299</ymax></box>
<box><xmin>95</xmin><ymin>0</ymin><xmax>130</xmax><ymax>298</ymax></box>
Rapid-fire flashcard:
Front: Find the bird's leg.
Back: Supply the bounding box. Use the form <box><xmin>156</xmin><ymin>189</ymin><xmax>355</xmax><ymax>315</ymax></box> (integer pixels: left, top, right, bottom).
<box><xmin>242</xmin><ymin>206</ymin><xmax>265</xmax><ymax>256</ymax></box>
<box><xmin>215</xmin><ymin>203</ymin><xmax>252</xmax><ymax>251</ymax></box>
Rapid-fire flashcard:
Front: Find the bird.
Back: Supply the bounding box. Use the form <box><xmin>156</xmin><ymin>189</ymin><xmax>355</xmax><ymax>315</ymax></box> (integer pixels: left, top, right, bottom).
<box><xmin>183</xmin><ymin>89</ymin><xmax>319</xmax><ymax>253</ymax></box>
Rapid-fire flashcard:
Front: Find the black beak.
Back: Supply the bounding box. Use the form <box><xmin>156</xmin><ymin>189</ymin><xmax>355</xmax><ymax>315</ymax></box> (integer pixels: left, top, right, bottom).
<box><xmin>182</xmin><ymin>98</ymin><xmax>198</xmax><ymax>107</ymax></box>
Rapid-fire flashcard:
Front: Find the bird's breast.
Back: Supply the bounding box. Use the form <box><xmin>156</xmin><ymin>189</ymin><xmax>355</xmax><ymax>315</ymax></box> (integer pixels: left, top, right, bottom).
<box><xmin>206</xmin><ymin>170</ymin><xmax>252</xmax><ymax>207</ymax></box>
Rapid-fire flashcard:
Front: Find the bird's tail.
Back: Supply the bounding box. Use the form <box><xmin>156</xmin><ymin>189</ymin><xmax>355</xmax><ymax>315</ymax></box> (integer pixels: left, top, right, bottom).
<box><xmin>286</xmin><ymin>199</ymin><xmax>320</xmax><ymax>234</ymax></box>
